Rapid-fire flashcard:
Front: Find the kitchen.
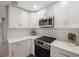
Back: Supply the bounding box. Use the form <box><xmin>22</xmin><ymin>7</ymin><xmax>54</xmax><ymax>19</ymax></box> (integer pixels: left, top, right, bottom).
<box><xmin>0</xmin><ymin>1</ymin><xmax>79</xmax><ymax>57</ymax></box>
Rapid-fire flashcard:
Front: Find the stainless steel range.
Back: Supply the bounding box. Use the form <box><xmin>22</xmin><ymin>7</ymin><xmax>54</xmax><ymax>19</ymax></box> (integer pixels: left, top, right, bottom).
<box><xmin>34</xmin><ymin>36</ymin><xmax>56</xmax><ymax>57</ymax></box>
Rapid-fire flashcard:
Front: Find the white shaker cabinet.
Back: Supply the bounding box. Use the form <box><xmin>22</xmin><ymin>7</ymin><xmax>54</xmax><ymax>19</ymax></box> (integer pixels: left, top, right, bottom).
<box><xmin>8</xmin><ymin>39</ymin><xmax>32</xmax><ymax>57</ymax></box>
<box><xmin>37</xmin><ymin>9</ymin><xmax>46</xmax><ymax>19</ymax></box>
<box><xmin>50</xmin><ymin>40</ymin><xmax>79</xmax><ymax>57</ymax></box>
<box><xmin>8</xmin><ymin>5</ymin><xmax>28</xmax><ymax>28</ymax></box>
<box><xmin>54</xmin><ymin>2</ymin><xmax>67</xmax><ymax>28</ymax></box>
<box><xmin>9</xmin><ymin>40</ymin><xmax>26</xmax><ymax>57</ymax></box>
<box><xmin>51</xmin><ymin>46</ymin><xmax>67</xmax><ymax>57</ymax></box>
<box><xmin>31</xmin><ymin>38</ymin><xmax>35</xmax><ymax>55</ymax></box>
<box><xmin>54</xmin><ymin>1</ymin><xmax>79</xmax><ymax>28</ymax></box>
<box><xmin>67</xmin><ymin>2</ymin><xmax>79</xmax><ymax>28</ymax></box>
<box><xmin>25</xmin><ymin>39</ymin><xmax>31</xmax><ymax>56</ymax></box>
<box><xmin>28</xmin><ymin>10</ymin><xmax>46</xmax><ymax>28</ymax></box>
<box><xmin>45</xmin><ymin>5</ymin><xmax>55</xmax><ymax>18</ymax></box>
<box><xmin>19</xmin><ymin>10</ymin><xmax>29</xmax><ymax>28</ymax></box>
<box><xmin>51</xmin><ymin>46</ymin><xmax>79</xmax><ymax>57</ymax></box>
<box><xmin>28</xmin><ymin>13</ymin><xmax>39</xmax><ymax>28</ymax></box>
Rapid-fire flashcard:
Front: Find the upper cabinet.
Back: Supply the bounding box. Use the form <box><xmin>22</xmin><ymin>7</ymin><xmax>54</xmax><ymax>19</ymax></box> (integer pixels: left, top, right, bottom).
<box><xmin>8</xmin><ymin>5</ymin><xmax>29</xmax><ymax>28</ymax></box>
<box><xmin>54</xmin><ymin>2</ymin><xmax>68</xmax><ymax>28</ymax></box>
<box><xmin>37</xmin><ymin>6</ymin><xmax>55</xmax><ymax>28</ymax></box>
<box><xmin>37</xmin><ymin>9</ymin><xmax>46</xmax><ymax>19</ymax></box>
<box><xmin>67</xmin><ymin>2</ymin><xmax>79</xmax><ymax>28</ymax></box>
<box><xmin>54</xmin><ymin>1</ymin><xmax>79</xmax><ymax>28</ymax></box>
<box><xmin>28</xmin><ymin>13</ymin><xmax>39</xmax><ymax>28</ymax></box>
<box><xmin>8</xmin><ymin>5</ymin><xmax>41</xmax><ymax>28</ymax></box>
<box><xmin>8</xmin><ymin>2</ymin><xmax>79</xmax><ymax>28</ymax></box>
<box><xmin>45</xmin><ymin>5</ymin><xmax>55</xmax><ymax>18</ymax></box>
<box><xmin>28</xmin><ymin>9</ymin><xmax>46</xmax><ymax>28</ymax></box>
<box><xmin>37</xmin><ymin>2</ymin><xmax>79</xmax><ymax>28</ymax></box>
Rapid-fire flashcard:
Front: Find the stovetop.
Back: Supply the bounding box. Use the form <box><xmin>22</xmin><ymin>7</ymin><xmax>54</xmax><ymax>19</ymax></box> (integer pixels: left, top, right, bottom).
<box><xmin>36</xmin><ymin>36</ymin><xmax>56</xmax><ymax>43</ymax></box>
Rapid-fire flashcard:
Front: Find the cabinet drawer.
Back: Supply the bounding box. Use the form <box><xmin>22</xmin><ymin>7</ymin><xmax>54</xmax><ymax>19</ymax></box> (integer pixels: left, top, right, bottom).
<box><xmin>9</xmin><ymin>44</ymin><xmax>14</xmax><ymax>57</ymax></box>
<box><xmin>12</xmin><ymin>40</ymin><xmax>26</xmax><ymax>47</ymax></box>
<box><xmin>51</xmin><ymin>46</ymin><xmax>79</xmax><ymax>57</ymax></box>
<box><xmin>51</xmin><ymin>46</ymin><xmax>67</xmax><ymax>57</ymax></box>
<box><xmin>59</xmin><ymin>48</ymin><xmax>79</xmax><ymax>57</ymax></box>
<box><xmin>12</xmin><ymin>41</ymin><xmax>26</xmax><ymax>57</ymax></box>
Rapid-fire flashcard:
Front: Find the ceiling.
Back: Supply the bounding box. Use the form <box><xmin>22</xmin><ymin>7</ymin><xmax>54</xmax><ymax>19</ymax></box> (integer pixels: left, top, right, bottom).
<box><xmin>11</xmin><ymin>1</ymin><xmax>59</xmax><ymax>12</ymax></box>
<box><xmin>0</xmin><ymin>1</ymin><xmax>59</xmax><ymax>12</ymax></box>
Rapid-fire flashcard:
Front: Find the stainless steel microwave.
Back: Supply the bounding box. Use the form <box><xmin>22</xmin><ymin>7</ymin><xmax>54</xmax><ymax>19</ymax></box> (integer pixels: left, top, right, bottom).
<box><xmin>39</xmin><ymin>16</ymin><xmax>54</xmax><ymax>28</ymax></box>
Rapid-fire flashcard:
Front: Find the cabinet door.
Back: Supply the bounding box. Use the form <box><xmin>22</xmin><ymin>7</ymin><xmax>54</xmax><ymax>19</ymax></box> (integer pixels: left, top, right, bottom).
<box><xmin>9</xmin><ymin>6</ymin><xmax>20</xmax><ymax>28</ymax></box>
<box><xmin>28</xmin><ymin>9</ymin><xmax>46</xmax><ymax>28</ymax></box>
<box><xmin>45</xmin><ymin>5</ymin><xmax>55</xmax><ymax>17</ymax></box>
<box><xmin>68</xmin><ymin>2</ymin><xmax>79</xmax><ymax>28</ymax></box>
<box><xmin>20</xmin><ymin>10</ymin><xmax>28</xmax><ymax>28</ymax></box>
<box><xmin>51</xmin><ymin>46</ymin><xmax>67</xmax><ymax>57</ymax></box>
<box><xmin>8</xmin><ymin>5</ymin><xmax>28</xmax><ymax>28</ymax></box>
<box><xmin>28</xmin><ymin>13</ymin><xmax>38</xmax><ymax>28</ymax></box>
<box><xmin>37</xmin><ymin>9</ymin><xmax>46</xmax><ymax>19</ymax></box>
<box><xmin>31</xmin><ymin>39</ymin><xmax>35</xmax><ymax>55</ymax></box>
<box><xmin>12</xmin><ymin>41</ymin><xmax>26</xmax><ymax>57</ymax></box>
<box><xmin>54</xmin><ymin>2</ymin><xmax>67</xmax><ymax>28</ymax></box>
<box><xmin>51</xmin><ymin>46</ymin><xmax>79</xmax><ymax>57</ymax></box>
<box><xmin>25</xmin><ymin>39</ymin><xmax>31</xmax><ymax>56</ymax></box>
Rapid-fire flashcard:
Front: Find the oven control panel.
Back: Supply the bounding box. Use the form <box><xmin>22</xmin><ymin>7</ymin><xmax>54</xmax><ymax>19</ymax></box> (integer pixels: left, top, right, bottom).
<box><xmin>34</xmin><ymin>40</ymin><xmax>50</xmax><ymax>50</ymax></box>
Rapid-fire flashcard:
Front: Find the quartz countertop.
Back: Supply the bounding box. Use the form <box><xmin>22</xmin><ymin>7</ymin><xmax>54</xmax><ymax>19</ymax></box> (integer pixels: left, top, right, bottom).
<box><xmin>8</xmin><ymin>36</ymin><xmax>40</xmax><ymax>44</ymax></box>
<box><xmin>8</xmin><ymin>36</ymin><xmax>79</xmax><ymax>56</ymax></box>
<box><xmin>51</xmin><ymin>40</ymin><xmax>79</xmax><ymax>55</ymax></box>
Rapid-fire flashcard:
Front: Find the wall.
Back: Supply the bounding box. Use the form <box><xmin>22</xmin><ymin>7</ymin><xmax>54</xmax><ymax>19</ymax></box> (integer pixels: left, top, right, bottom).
<box><xmin>0</xmin><ymin>5</ymin><xmax>6</xmax><ymax>18</ymax></box>
<box><xmin>8</xmin><ymin>28</ymin><xmax>32</xmax><ymax>39</ymax></box>
<box><xmin>8</xmin><ymin>28</ymin><xmax>79</xmax><ymax>42</ymax></box>
<box><xmin>0</xmin><ymin>1</ymin><xmax>9</xmax><ymax>18</ymax></box>
<box><xmin>0</xmin><ymin>2</ymin><xmax>6</xmax><ymax>41</ymax></box>
<box><xmin>36</xmin><ymin>28</ymin><xmax>79</xmax><ymax>41</ymax></box>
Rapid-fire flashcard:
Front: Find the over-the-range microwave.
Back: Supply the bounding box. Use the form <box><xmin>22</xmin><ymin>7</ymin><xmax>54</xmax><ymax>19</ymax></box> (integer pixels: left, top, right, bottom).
<box><xmin>39</xmin><ymin>16</ymin><xmax>54</xmax><ymax>28</ymax></box>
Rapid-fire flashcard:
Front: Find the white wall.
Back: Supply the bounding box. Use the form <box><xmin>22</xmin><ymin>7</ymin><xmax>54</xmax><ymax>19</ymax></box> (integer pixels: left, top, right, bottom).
<box><xmin>36</xmin><ymin>28</ymin><xmax>79</xmax><ymax>41</ymax></box>
<box><xmin>0</xmin><ymin>2</ymin><xmax>8</xmax><ymax>18</ymax></box>
<box><xmin>8</xmin><ymin>28</ymin><xmax>32</xmax><ymax>39</ymax></box>
<box><xmin>8</xmin><ymin>28</ymin><xmax>79</xmax><ymax>42</ymax></box>
<box><xmin>0</xmin><ymin>5</ymin><xmax>6</xmax><ymax>18</ymax></box>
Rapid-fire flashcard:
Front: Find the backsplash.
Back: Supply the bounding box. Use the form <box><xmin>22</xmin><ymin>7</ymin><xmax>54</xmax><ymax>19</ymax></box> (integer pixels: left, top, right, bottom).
<box><xmin>36</xmin><ymin>28</ymin><xmax>79</xmax><ymax>41</ymax></box>
<box><xmin>8</xmin><ymin>28</ymin><xmax>32</xmax><ymax>39</ymax></box>
<box><xmin>8</xmin><ymin>28</ymin><xmax>79</xmax><ymax>42</ymax></box>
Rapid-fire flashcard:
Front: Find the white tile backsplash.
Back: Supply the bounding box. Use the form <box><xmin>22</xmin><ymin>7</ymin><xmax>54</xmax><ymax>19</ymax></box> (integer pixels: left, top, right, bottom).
<box><xmin>36</xmin><ymin>28</ymin><xmax>79</xmax><ymax>41</ymax></box>
<box><xmin>8</xmin><ymin>28</ymin><xmax>79</xmax><ymax>42</ymax></box>
<box><xmin>8</xmin><ymin>28</ymin><xmax>31</xmax><ymax>39</ymax></box>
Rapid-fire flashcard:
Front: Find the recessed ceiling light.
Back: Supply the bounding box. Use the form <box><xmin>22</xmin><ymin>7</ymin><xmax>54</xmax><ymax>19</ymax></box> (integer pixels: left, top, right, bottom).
<box><xmin>33</xmin><ymin>4</ymin><xmax>37</xmax><ymax>8</ymax></box>
<box><xmin>62</xmin><ymin>1</ymin><xmax>66</xmax><ymax>4</ymax></box>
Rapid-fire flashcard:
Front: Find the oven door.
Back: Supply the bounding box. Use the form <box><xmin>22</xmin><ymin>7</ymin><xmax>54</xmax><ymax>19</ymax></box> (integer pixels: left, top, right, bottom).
<box><xmin>35</xmin><ymin>44</ymin><xmax>50</xmax><ymax>57</ymax></box>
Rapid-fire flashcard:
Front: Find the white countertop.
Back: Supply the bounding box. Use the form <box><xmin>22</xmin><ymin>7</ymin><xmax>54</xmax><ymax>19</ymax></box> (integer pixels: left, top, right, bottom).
<box><xmin>8</xmin><ymin>36</ymin><xmax>40</xmax><ymax>44</ymax></box>
<box><xmin>8</xmin><ymin>36</ymin><xmax>79</xmax><ymax>55</ymax></box>
<box><xmin>51</xmin><ymin>40</ymin><xmax>79</xmax><ymax>55</ymax></box>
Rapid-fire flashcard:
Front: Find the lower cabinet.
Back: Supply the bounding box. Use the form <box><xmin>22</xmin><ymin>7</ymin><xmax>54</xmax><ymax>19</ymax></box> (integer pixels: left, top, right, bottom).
<box><xmin>51</xmin><ymin>46</ymin><xmax>79</xmax><ymax>57</ymax></box>
<box><xmin>25</xmin><ymin>39</ymin><xmax>31</xmax><ymax>56</ymax></box>
<box><xmin>9</xmin><ymin>40</ymin><xmax>26</xmax><ymax>57</ymax></box>
<box><xmin>31</xmin><ymin>39</ymin><xmax>35</xmax><ymax>55</ymax></box>
<box><xmin>9</xmin><ymin>39</ymin><xmax>32</xmax><ymax>57</ymax></box>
